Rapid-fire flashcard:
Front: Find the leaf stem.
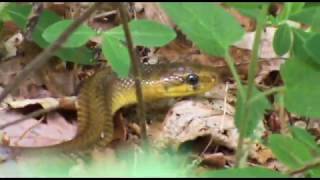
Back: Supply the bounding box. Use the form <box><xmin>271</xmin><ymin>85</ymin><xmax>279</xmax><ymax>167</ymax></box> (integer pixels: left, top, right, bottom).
<box><xmin>248</xmin><ymin>86</ymin><xmax>285</xmax><ymax>104</ymax></box>
<box><xmin>224</xmin><ymin>51</ymin><xmax>245</xmax><ymax>99</ymax></box>
<box><xmin>234</xmin><ymin>3</ymin><xmax>270</xmax><ymax>168</ymax></box>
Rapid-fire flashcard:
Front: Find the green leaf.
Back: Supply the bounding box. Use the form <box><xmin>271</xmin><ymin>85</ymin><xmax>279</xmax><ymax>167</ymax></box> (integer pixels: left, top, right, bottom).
<box><xmin>224</xmin><ymin>2</ymin><xmax>264</xmax><ymax>9</ymax></box>
<box><xmin>56</xmin><ymin>47</ymin><xmax>95</xmax><ymax>65</ymax></box>
<box><xmin>6</xmin><ymin>3</ymin><xmax>31</xmax><ymax>29</ymax></box>
<box><xmin>224</xmin><ymin>3</ymin><xmax>266</xmax><ymax>19</ymax></box>
<box><xmin>268</xmin><ymin>134</ymin><xmax>320</xmax><ymax>177</ymax></box>
<box><xmin>291</xmin><ymin>28</ymin><xmax>313</xmax><ymax>59</ymax></box>
<box><xmin>106</xmin><ymin>19</ymin><xmax>176</xmax><ymax>47</ymax></box>
<box><xmin>305</xmin><ymin>3</ymin><xmax>320</xmax><ymax>8</ymax></box>
<box><xmin>273</xmin><ymin>23</ymin><xmax>292</xmax><ymax>56</ymax></box>
<box><xmin>42</xmin><ymin>19</ymin><xmax>96</xmax><ymax>48</ymax></box>
<box><xmin>102</xmin><ymin>35</ymin><xmax>131</xmax><ymax>78</ymax></box>
<box><xmin>31</xmin><ymin>10</ymin><xmax>61</xmax><ymax>47</ymax></box>
<box><xmin>202</xmin><ymin>167</ymin><xmax>288</xmax><ymax>178</ymax></box>
<box><xmin>31</xmin><ymin>10</ymin><xmax>94</xmax><ymax>64</ymax></box>
<box><xmin>305</xmin><ymin>33</ymin><xmax>320</xmax><ymax>65</ymax></box>
<box><xmin>281</xmin><ymin>58</ymin><xmax>320</xmax><ymax>118</ymax></box>
<box><xmin>290</xmin><ymin>6</ymin><xmax>320</xmax><ymax>25</ymax></box>
<box><xmin>290</xmin><ymin>127</ymin><xmax>320</xmax><ymax>155</ymax></box>
<box><xmin>161</xmin><ymin>3</ymin><xmax>244</xmax><ymax>57</ymax></box>
<box><xmin>290</xmin><ymin>3</ymin><xmax>306</xmax><ymax>14</ymax></box>
<box><xmin>268</xmin><ymin>134</ymin><xmax>313</xmax><ymax>169</ymax></box>
<box><xmin>7</xmin><ymin>4</ymin><xmax>94</xmax><ymax>64</ymax></box>
<box><xmin>33</xmin><ymin>11</ymin><xmax>94</xmax><ymax>64</ymax></box>
<box><xmin>0</xmin><ymin>3</ymin><xmax>11</xmax><ymax>21</ymax></box>
<box><xmin>276</xmin><ymin>3</ymin><xmax>305</xmax><ymax>23</ymax></box>
<box><xmin>236</xmin><ymin>8</ymin><xmax>261</xmax><ymax>20</ymax></box>
<box><xmin>311</xmin><ymin>9</ymin><xmax>320</xmax><ymax>32</ymax></box>
<box><xmin>235</xmin><ymin>86</ymin><xmax>271</xmax><ymax>137</ymax></box>
<box><xmin>277</xmin><ymin>3</ymin><xmax>294</xmax><ymax>23</ymax></box>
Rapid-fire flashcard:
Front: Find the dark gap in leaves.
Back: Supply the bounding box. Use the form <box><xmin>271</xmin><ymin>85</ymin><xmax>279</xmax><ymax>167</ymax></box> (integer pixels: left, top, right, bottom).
<box><xmin>178</xmin><ymin>135</ymin><xmax>234</xmax><ymax>156</ymax></box>
<box><xmin>268</xmin><ymin>3</ymin><xmax>283</xmax><ymax>17</ymax></box>
<box><xmin>13</xmin><ymin>104</ymin><xmax>43</xmax><ymax>120</ymax></box>
<box><xmin>308</xmin><ymin>128</ymin><xmax>320</xmax><ymax>141</ymax></box>
<box><xmin>65</xmin><ymin>61</ymin><xmax>74</xmax><ymax>71</ymax></box>
<box><xmin>86</xmin><ymin>40</ymin><xmax>99</xmax><ymax>50</ymax></box>
<box><xmin>225</xmin><ymin>78</ymin><xmax>235</xmax><ymax>84</ymax></box>
<box><xmin>93</xmin><ymin>12</ymin><xmax>117</xmax><ymax>24</ymax></box>
<box><xmin>137</xmin><ymin>46</ymin><xmax>151</xmax><ymax>63</ymax></box>
<box><xmin>40</xmin><ymin>84</ymin><xmax>47</xmax><ymax>90</ymax></box>
<box><xmin>262</xmin><ymin>70</ymin><xmax>283</xmax><ymax>87</ymax></box>
<box><xmin>57</xmin><ymin>109</ymin><xmax>77</xmax><ymax>123</ymax></box>
<box><xmin>264</xmin><ymin>111</ymin><xmax>281</xmax><ymax>133</ymax></box>
<box><xmin>222</xmin><ymin>129</ymin><xmax>228</xmax><ymax>136</ymax></box>
<box><xmin>178</xmin><ymin>135</ymin><xmax>213</xmax><ymax>155</ymax></box>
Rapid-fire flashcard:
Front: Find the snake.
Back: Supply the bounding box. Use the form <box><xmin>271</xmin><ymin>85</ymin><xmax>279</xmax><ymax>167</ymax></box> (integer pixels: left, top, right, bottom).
<box><xmin>4</xmin><ymin>63</ymin><xmax>218</xmax><ymax>154</ymax></box>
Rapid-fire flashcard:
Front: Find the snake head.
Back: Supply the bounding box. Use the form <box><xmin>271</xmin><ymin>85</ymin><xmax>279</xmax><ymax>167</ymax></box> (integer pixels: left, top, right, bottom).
<box><xmin>142</xmin><ymin>63</ymin><xmax>219</xmax><ymax>100</ymax></box>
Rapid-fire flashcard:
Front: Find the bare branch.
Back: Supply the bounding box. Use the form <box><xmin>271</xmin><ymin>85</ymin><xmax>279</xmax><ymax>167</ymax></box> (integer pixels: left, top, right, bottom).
<box><xmin>117</xmin><ymin>3</ymin><xmax>147</xmax><ymax>140</ymax></box>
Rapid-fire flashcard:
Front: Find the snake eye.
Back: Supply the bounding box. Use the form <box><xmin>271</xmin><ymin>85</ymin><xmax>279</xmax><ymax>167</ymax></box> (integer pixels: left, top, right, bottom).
<box><xmin>186</xmin><ymin>73</ymin><xmax>199</xmax><ymax>85</ymax></box>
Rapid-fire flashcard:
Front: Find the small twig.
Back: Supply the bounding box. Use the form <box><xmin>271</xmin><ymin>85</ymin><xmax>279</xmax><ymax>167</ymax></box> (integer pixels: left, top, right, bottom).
<box><xmin>24</xmin><ymin>2</ymin><xmax>44</xmax><ymax>41</ymax></box>
<box><xmin>93</xmin><ymin>10</ymin><xmax>117</xmax><ymax>19</ymax></box>
<box><xmin>0</xmin><ymin>106</ymin><xmax>58</xmax><ymax>130</ymax></box>
<box><xmin>288</xmin><ymin>158</ymin><xmax>320</xmax><ymax>176</ymax></box>
<box><xmin>224</xmin><ymin>51</ymin><xmax>245</xmax><ymax>99</ymax></box>
<box><xmin>117</xmin><ymin>3</ymin><xmax>147</xmax><ymax>140</ymax></box>
<box><xmin>0</xmin><ymin>2</ymin><xmax>102</xmax><ymax>104</ymax></box>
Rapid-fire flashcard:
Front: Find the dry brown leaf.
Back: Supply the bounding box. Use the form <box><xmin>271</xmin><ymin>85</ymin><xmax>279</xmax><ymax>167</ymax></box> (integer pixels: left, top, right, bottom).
<box><xmin>112</xmin><ymin>113</ymin><xmax>127</xmax><ymax>142</ymax></box>
<box><xmin>201</xmin><ymin>153</ymin><xmax>227</xmax><ymax>168</ymax></box>
<box><xmin>6</xmin><ymin>97</ymin><xmax>59</xmax><ymax>110</ymax></box>
<box><xmin>0</xmin><ymin>45</ymin><xmax>52</xmax><ymax>100</ymax></box>
<box><xmin>135</xmin><ymin>2</ymin><xmax>174</xmax><ymax>28</ymax></box>
<box><xmin>18</xmin><ymin>41</ymin><xmax>78</xmax><ymax>97</ymax></box>
<box><xmin>154</xmin><ymin>99</ymin><xmax>238</xmax><ymax>150</ymax></box>
<box><xmin>0</xmin><ymin>109</ymin><xmax>76</xmax><ymax>147</ymax></box>
<box><xmin>249</xmin><ymin>143</ymin><xmax>275</xmax><ymax>165</ymax></box>
<box><xmin>3</xmin><ymin>33</ymin><xmax>23</xmax><ymax>59</ymax></box>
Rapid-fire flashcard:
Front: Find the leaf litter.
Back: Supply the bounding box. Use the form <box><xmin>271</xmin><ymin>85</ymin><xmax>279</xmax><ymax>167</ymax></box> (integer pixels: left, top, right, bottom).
<box><xmin>1</xmin><ymin>2</ymin><xmax>318</xmax><ymax>177</ymax></box>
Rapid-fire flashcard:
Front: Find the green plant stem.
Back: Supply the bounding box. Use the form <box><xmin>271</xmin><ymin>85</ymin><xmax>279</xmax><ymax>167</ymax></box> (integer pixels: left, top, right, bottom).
<box><xmin>117</xmin><ymin>3</ymin><xmax>147</xmax><ymax>141</ymax></box>
<box><xmin>234</xmin><ymin>4</ymin><xmax>270</xmax><ymax>168</ymax></box>
<box><xmin>224</xmin><ymin>52</ymin><xmax>245</xmax><ymax>99</ymax></box>
<box><xmin>249</xmin><ymin>86</ymin><xmax>285</xmax><ymax>104</ymax></box>
<box><xmin>288</xmin><ymin>158</ymin><xmax>320</xmax><ymax>176</ymax></box>
<box><xmin>0</xmin><ymin>2</ymin><xmax>102</xmax><ymax>104</ymax></box>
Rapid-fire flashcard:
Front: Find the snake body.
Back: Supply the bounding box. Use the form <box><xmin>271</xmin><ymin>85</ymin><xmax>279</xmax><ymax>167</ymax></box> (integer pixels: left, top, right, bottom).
<box><xmin>7</xmin><ymin>63</ymin><xmax>218</xmax><ymax>153</ymax></box>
